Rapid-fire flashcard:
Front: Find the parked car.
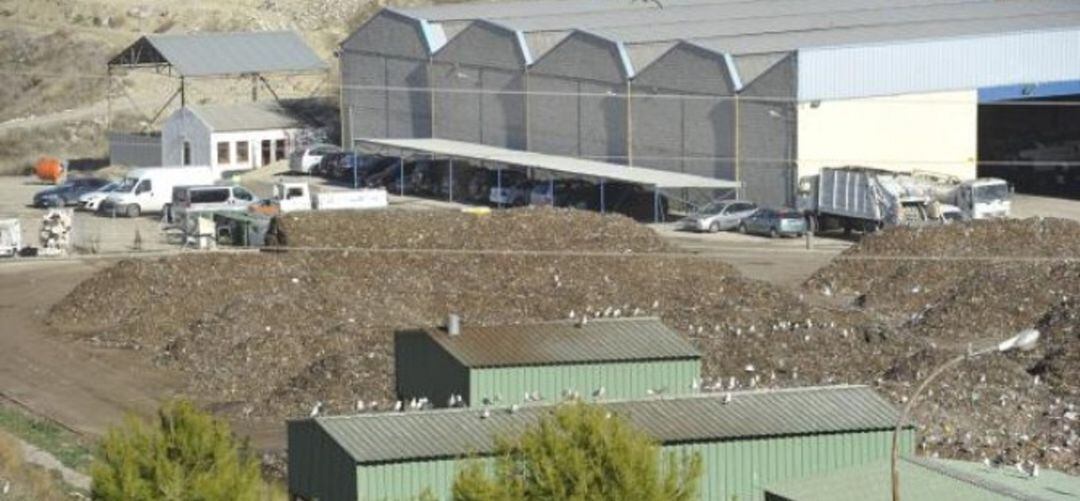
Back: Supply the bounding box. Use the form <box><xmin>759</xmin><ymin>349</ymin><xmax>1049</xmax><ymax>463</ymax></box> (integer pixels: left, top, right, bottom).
<box><xmin>77</xmin><ymin>181</ymin><xmax>120</xmax><ymax>211</ymax></box>
<box><xmin>290</xmin><ymin>144</ymin><xmax>341</xmax><ymax>174</ymax></box>
<box><xmin>738</xmin><ymin>208</ymin><xmax>808</xmax><ymax>238</ymax></box>
<box><xmin>679</xmin><ymin>200</ymin><xmax>758</xmax><ymax>233</ymax></box>
<box><xmin>167</xmin><ymin>184</ymin><xmax>258</xmax><ymax>223</ymax></box>
<box><xmin>489</xmin><ymin>171</ymin><xmax>532</xmax><ymax>206</ymax></box>
<box><xmin>32</xmin><ymin>178</ymin><xmax>110</xmax><ymax>208</ymax></box>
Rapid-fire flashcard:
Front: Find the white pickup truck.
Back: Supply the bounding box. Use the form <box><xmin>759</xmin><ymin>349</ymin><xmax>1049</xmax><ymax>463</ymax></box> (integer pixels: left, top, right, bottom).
<box><xmin>269</xmin><ymin>182</ymin><xmax>388</xmax><ymax>213</ymax></box>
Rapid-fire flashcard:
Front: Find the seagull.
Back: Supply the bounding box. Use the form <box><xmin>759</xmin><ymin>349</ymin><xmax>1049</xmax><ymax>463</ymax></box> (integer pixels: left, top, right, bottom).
<box><xmin>690</xmin><ymin>378</ymin><xmax>701</xmax><ymax>390</ymax></box>
<box><xmin>369</xmin><ymin>400</ymin><xmax>378</xmax><ymax>410</ymax></box>
<box><xmin>510</xmin><ymin>404</ymin><xmax>520</xmax><ymax>414</ymax></box>
<box><xmin>723</xmin><ymin>392</ymin><xmax>733</xmax><ymax>404</ymax></box>
<box><xmin>593</xmin><ymin>386</ymin><xmax>606</xmax><ymax>399</ymax></box>
<box><xmin>983</xmin><ymin>458</ymin><xmax>992</xmax><ymax>468</ymax></box>
<box><xmin>480</xmin><ymin>408</ymin><xmax>491</xmax><ymax>419</ymax></box>
<box><xmin>2</xmin><ymin>479</ymin><xmax>9</xmax><ymax>495</ymax></box>
<box><xmin>355</xmin><ymin>400</ymin><xmax>365</xmax><ymax>412</ymax></box>
<box><xmin>1032</xmin><ymin>463</ymin><xmax>1040</xmax><ymax>478</ymax></box>
<box><xmin>744</xmin><ymin>364</ymin><xmax>756</xmax><ymax>373</ymax></box>
<box><xmin>309</xmin><ymin>401</ymin><xmax>324</xmax><ymax>418</ymax></box>
<box><xmin>409</xmin><ymin>398</ymin><xmax>419</xmax><ymax>410</ymax></box>
<box><xmin>394</xmin><ymin>400</ymin><xmax>403</xmax><ymax>412</ymax></box>
<box><xmin>568</xmin><ymin>310</ymin><xmax>576</xmax><ymax>319</ymax></box>
<box><xmin>449</xmin><ymin>395</ymin><xmax>457</xmax><ymax>407</ymax></box>
<box><xmin>1016</xmin><ymin>463</ymin><xmax>1026</xmax><ymax>475</ymax></box>
<box><xmin>578</xmin><ymin>316</ymin><xmax>589</xmax><ymax>327</ymax></box>
<box><xmin>646</xmin><ymin>389</ymin><xmax>656</xmax><ymax>396</ymax></box>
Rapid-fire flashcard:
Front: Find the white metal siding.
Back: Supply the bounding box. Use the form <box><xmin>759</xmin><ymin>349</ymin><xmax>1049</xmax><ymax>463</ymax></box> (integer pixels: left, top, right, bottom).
<box><xmin>799</xmin><ymin>28</ymin><xmax>1080</xmax><ymax>101</ymax></box>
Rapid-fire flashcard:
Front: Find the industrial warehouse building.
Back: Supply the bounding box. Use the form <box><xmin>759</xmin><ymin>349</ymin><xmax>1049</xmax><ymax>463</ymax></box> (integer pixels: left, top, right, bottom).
<box><xmin>765</xmin><ymin>457</ymin><xmax>1080</xmax><ymax>501</ymax></box>
<box><xmin>288</xmin><ymin>385</ymin><xmax>914</xmax><ymax>501</ymax></box>
<box><xmin>394</xmin><ymin>317</ymin><xmax>702</xmax><ymax>407</ymax></box>
<box><xmin>340</xmin><ymin>0</ymin><xmax>1080</xmax><ymax>206</ymax></box>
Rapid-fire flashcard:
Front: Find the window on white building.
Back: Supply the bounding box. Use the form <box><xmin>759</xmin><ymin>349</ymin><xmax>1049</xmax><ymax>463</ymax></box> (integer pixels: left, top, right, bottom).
<box><xmin>217</xmin><ymin>141</ymin><xmax>231</xmax><ymax>165</ymax></box>
<box><xmin>236</xmin><ymin>141</ymin><xmax>250</xmax><ymax>163</ymax></box>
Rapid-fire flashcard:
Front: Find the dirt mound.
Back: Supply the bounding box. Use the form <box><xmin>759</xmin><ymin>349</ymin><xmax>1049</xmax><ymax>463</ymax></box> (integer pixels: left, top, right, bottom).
<box><xmin>273</xmin><ymin>207</ymin><xmax>673</xmax><ymax>253</ymax></box>
<box><xmin>807</xmin><ymin>218</ymin><xmax>1080</xmax><ymax>314</ymax></box>
<box><xmin>804</xmin><ymin>218</ymin><xmax>1080</xmax><ymax>473</ymax></box>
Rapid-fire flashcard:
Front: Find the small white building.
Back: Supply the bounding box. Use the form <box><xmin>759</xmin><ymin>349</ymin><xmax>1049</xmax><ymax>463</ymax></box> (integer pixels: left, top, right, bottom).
<box><xmin>162</xmin><ymin>101</ymin><xmax>306</xmax><ymax>170</ymax></box>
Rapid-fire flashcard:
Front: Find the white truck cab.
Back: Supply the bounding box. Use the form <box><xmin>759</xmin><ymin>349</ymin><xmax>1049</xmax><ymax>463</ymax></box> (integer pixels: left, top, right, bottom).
<box><xmin>952</xmin><ymin>178</ymin><xmax>1011</xmax><ymax>219</ymax></box>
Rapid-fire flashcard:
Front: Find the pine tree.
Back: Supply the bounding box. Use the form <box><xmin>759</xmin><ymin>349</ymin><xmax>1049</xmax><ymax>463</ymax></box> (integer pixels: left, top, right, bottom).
<box><xmin>452</xmin><ymin>402</ymin><xmax>702</xmax><ymax>501</ymax></box>
<box><xmin>91</xmin><ymin>400</ymin><xmax>272</xmax><ymax>501</ymax></box>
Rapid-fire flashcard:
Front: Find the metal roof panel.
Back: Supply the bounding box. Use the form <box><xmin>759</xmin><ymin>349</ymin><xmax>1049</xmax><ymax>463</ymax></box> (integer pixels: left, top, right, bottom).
<box><xmin>304</xmin><ymin>385</ymin><xmax>902</xmax><ymax>464</ymax></box>
<box><xmin>120</xmin><ymin>31</ymin><xmax>327</xmax><ymax>77</ymax></box>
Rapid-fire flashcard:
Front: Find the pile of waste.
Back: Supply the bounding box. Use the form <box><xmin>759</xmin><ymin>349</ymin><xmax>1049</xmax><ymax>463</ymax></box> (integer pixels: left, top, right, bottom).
<box><xmin>272</xmin><ymin>207</ymin><xmax>674</xmax><ymax>253</ymax></box>
<box><xmin>806</xmin><ymin>217</ymin><xmax>1080</xmax><ymax>474</ymax></box>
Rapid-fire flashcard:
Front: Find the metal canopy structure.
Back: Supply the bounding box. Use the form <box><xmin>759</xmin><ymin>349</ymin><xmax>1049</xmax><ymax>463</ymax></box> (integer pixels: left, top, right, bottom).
<box><xmin>107</xmin><ymin>31</ymin><xmax>328</xmax><ymax>129</ymax></box>
<box><xmin>357</xmin><ymin>137</ymin><xmax>740</xmax><ymax>189</ymax></box>
<box><xmin>109</xmin><ymin>31</ymin><xmax>327</xmax><ymax>77</ymax></box>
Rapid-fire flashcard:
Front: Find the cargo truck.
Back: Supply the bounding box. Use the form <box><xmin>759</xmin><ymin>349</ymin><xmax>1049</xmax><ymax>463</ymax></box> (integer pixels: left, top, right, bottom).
<box><xmin>797</xmin><ymin>167</ymin><xmax>1009</xmax><ymax>233</ymax></box>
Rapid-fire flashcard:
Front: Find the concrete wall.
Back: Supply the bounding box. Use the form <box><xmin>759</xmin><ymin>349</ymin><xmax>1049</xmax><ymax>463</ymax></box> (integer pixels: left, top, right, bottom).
<box><xmin>161</xmin><ymin>107</ymin><xmax>211</xmax><ymax>166</ymax></box>
<box><xmin>797</xmin><ymin>90</ymin><xmax>978</xmax><ymax>180</ymax></box>
<box><xmin>737</xmin><ymin>53</ymin><xmax>798</xmax><ymax>207</ymax></box>
<box><xmin>431</xmin><ymin>21</ymin><xmax>527</xmax><ymax>149</ymax></box>
<box><xmin>527</xmin><ymin>32</ymin><xmax>630</xmax><ymax>162</ymax></box>
<box><xmin>341</xmin><ymin>10</ymin><xmax>433</xmax><ymax>146</ymax></box>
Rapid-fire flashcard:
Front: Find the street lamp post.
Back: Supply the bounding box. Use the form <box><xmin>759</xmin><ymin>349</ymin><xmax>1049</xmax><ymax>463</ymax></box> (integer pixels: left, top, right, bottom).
<box><xmin>890</xmin><ymin>328</ymin><xmax>1040</xmax><ymax>501</ymax></box>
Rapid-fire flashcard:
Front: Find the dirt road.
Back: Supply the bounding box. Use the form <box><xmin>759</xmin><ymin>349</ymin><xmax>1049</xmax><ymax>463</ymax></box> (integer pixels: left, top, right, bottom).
<box><xmin>0</xmin><ymin>259</ymin><xmax>179</xmax><ymax>436</ymax></box>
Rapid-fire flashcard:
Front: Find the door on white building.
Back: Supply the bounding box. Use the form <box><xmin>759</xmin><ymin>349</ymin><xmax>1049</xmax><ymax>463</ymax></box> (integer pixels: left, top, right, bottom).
<box><xmin>260</xmin><ymin>140</ymin><xmax>272</xmax><ymax>167</ymax></box>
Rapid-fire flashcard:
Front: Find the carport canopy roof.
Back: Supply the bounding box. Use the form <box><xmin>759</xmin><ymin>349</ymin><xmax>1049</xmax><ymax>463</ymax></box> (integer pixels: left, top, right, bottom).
<box><xmin>356</xmin><ymin>138</ymin><xmax>739</xmax><ymax>189</ymax></box>
<box><xmin>109</xmin><ymin>31</ymin><xmax>327</xmax><ymax>77</ymax></box>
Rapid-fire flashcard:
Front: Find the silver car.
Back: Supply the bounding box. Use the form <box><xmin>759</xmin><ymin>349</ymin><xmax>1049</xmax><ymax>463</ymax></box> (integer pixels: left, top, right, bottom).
<box><xmin>679</xmin><ymin>200</ymin><xmax>758</xmax><ymax>233</ymax></box>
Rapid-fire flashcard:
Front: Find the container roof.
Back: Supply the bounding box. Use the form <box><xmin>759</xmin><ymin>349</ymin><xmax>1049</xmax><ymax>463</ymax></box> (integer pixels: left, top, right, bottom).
<box><xmin>766</xmin><ymin>457</ymin><xmax>1080</xmax><ymax>501</ymax></box>
<box><xmin>300</xmin><ymin>385</ymin><xmax>903</xmax><ymax>465</ymax></box>
<box><xmin>356</xmin><ymin>138</ymin><xmax>740</xmax><ymax>189</ymax></box>
<box><xmin>186</xmin><ymin>101</ymin><xmax>303</xmax><ymax>132</ymax></box>
<box><xmin>413</xmin><ymin>317</ymin><xmax>700</xmax><ymax>368</ymax></box>
<box><xmin>109</xmin><ymin>31</ymin><xmax>327</xmax><ymax>77</ymax></box>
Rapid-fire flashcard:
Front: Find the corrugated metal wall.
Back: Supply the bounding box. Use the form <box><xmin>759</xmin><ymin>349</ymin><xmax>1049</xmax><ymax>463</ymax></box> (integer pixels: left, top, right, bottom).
<box><xmin>395</xmin><ymin>331</ymin><xmax>470</xmax><ymax>408</ymax></box>
<box><xmin>631</xmin><ymin>43</ymin><xmax>739</xmax><ymax>206</ymax></box>
<box><xmin>288</xmin><ymin>420</ymin><xmax>358</xmax><ymax>501</ymax></box>
<box><xmin>798</xmin><ymin>28</ymin><xmax>1080</xmax><ymax>102</ymax></box>
<box><xmin>468</xmin><ymin>360</ymin><xmax>700</xmax><ymax>404</ymax></box>
<box><xmin>108</xmin><ymin>132</ymin><xmax>162</xmax><ymax>167</ymax></box>
<box><xmin>671</xmin><ymin>429</ymin><xmax>914</xmax><ymax>500</ymax></box>
<box><xmin>737</xmin><ymin>53</ymin><xmax>798</xmax><ymax>207</ymax></box>
<box><xmin>347</xmin><ymin>429</ymin><xmax>914</xmax><ymax>500</ymax></box>
<box><xmin>431</xmin><ymin>22</ymin><xmax>527</xmax><ymax>149</ymax></box>
<box><xmin>527</xmin><ymin>32</ymin><xmax>630</xmax><ymax>162</ymax></box>
<box><xmin>341</xmin><ymin>11</ymin><xmax>433</xmax><ymax>147</ymax></box>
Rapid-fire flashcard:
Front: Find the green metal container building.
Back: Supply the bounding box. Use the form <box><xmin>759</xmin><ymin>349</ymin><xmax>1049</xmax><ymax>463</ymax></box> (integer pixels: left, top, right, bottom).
<box><xmin>394</xmin><ymin>317</ymin><xmax>702</xmax><ymax>408</ymax></box>
<box><xmin>288</xmin><ymin>385</ymin><xmax>915</xmax><ymax>501</ymax></box>
<box><xmin>765</xmin><ymin>456</ymin><xmax>1080</xmax><ymax>501</ymax></box>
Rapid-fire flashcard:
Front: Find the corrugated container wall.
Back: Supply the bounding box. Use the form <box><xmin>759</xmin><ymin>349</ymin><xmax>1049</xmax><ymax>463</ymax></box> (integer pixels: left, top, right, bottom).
<box><xmin>469</xmin><ymin>359</ymin><xmax>701</xmax><ymax>404</ymax></box>
<box><xmin>431</xmin><ymin>21</ymin><xmax>528</xmax><ymax>150</ymax></box>
<box><xmin>347</xmin><ymin>429</ymin><xmax>915</xmax><ymax>500</ymax></box>
<box><xmin>527</xmin><ymin>32</ymin><xmax>630</xmax><ymax>162</ymax></box>
<box><xmin>737</xmin><ymin>53</ymin><xmax>798</xmax><ymax>207</ymax></box>
<box><xmin>631</xmin><ymin>42</ymin><xmax>739</xmax><ymax>206</ymax></box>
<box><xmin>341</xmin><ymin>10</ymin><xmax>433</xmax><ymax>147</ymax></box>
<box><xmin>288</xmin><ymin>420</ymin><xmax>358</xmax><ymax>501</ymax></box>
<box><xmin>395</xmin><ymin>331</ymin><xmax>470</xmax><ymax>408</ymax></box>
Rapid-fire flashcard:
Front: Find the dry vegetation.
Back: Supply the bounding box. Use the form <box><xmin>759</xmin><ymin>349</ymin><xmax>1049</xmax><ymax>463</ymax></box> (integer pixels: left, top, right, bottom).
<box><xmin>0</xmin><ymin>431</ymin><xmax>69</xmax><ymax>500</ymax></box>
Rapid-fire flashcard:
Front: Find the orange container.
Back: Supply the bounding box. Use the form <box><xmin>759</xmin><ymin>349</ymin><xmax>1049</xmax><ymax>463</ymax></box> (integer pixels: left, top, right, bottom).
<box><xmin>34</xmin><ymin>157</ymin><xmax>65</xmax><ymax>184</ymax></box>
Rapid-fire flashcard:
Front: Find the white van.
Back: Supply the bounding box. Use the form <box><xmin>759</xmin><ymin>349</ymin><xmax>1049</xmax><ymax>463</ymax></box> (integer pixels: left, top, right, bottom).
<box><xmin>101</xmin><ymin>166</ymin><xmax>219</xmax><ymax>217</ymax></box>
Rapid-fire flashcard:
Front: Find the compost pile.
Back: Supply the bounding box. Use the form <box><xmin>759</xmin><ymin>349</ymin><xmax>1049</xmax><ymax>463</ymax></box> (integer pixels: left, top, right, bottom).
<box><xmin>52</xmin><ymin>208</ymin><xmax>876</xmax><ymax>423</ymax></box>
<box><xmin>272</xmin><ymin>207</ymin><xmax>674</xmax><ymax>253</ymax></box>
<box><xmin>806</xmin><ymin>218</ymin><xmax>1080</xmax><ymax>474</ymax></box>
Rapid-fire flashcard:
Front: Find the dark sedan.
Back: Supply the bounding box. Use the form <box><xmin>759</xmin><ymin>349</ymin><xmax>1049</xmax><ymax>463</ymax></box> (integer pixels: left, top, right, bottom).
<box><xmin>738</xmin><ymin>207</ymin><xmax>809</xmax><ymax>238</ymax></box>
<box><xmin>32</xmin><ymin>178</ymin><xmax>110</xmax><ymax>208</ymax></box>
